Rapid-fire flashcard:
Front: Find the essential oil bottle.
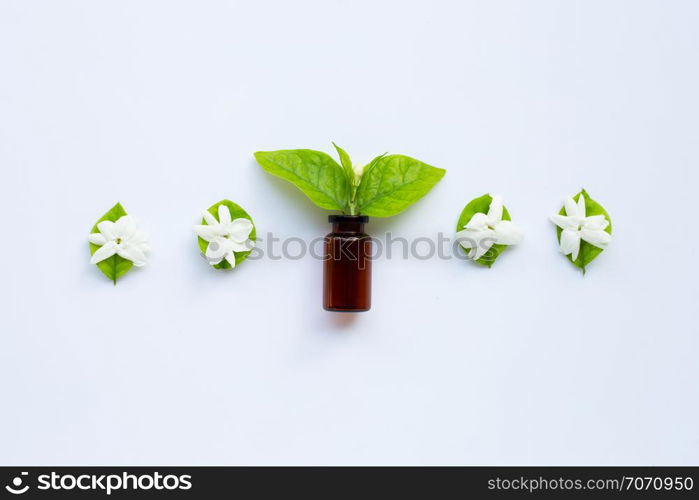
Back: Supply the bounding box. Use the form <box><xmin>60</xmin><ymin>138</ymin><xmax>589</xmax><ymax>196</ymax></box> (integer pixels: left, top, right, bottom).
<box><xmin>323</xmin><ymin>215</ymin><xmax>372</xmax><ymax>312</ymax></box>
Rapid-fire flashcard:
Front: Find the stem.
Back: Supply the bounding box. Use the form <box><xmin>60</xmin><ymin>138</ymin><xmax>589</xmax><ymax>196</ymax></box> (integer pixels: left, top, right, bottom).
<box><xmin>347</xmin><ymin>180</ymin><xmax>359</xmax><ymax>215</ymax></box>
<box><xmin>112</xmin><ymin>254</ymin><xmax>118</xmax><ymax>285</ymax></box>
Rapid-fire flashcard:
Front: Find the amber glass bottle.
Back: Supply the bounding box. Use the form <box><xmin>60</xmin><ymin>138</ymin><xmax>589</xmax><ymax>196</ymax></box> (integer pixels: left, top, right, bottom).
<box><xmin>323</xmin><ymin>215</ymin><xmax>372</xmax><ymax>312</ymax></box>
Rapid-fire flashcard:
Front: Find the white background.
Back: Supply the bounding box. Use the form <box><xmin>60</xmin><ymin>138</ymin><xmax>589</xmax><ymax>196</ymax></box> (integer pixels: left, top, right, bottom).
<box><xmin>1</xmin><ymin>0</ymin><xmax>697</xmax><ymax>465</ymax></box>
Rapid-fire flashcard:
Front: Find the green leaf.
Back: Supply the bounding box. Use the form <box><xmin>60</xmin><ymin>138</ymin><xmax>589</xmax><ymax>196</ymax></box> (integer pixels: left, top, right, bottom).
<box><xmin>456</xmin><ymin>194</ymin><xmax>512</xmax><ymax>268</ymax></box>
<box><xmin>556</xmin><ymin>189</ymin><xmax>612</xmax><ymax>274</ymax></box>
<box><xmin>197</xmin><ymin>200</ymin><xmax>257</xmax><ymax>270</ymax></box>
<box><xmin>89</xmin><ymin>202</ymin><xmax>133</xmax><ymax>284</ymax></box>
<box><xmin>356</xmin><ymin>154</ymin><xmax>445</xmax><ymax>217</ymax></box>
<box><xmin>364</xmin><ymin>152</ymin><xmax>387</xmax><ymax>172</ymax></box>
<box><xmin>332</xmin><ymin>142</ymin><xmax>354</xmax><ymax>183</ymax></box>
<box><xmin>254</xmin><ymin>149</ymin><xmax>350</xmax><ymax>211</ymax></box>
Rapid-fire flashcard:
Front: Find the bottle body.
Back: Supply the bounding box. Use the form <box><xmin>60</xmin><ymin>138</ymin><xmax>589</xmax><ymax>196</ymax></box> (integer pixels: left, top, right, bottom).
<box><xmin>323</xmin><ymin>215</ymin><xmax>372</xmax><ymax>312</ymax></box>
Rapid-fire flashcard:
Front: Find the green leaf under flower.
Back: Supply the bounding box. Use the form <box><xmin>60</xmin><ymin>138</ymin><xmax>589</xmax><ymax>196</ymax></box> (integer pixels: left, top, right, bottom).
<box><xmin>555</xmin><ymin>189</ymin><xmax>612</xmax><ymax>274</ymax></box>
<box><xmin>456</xmin><ymin>194</ymin><xmax>512</xmax><ymax>268</ymax></box>
<box><xmin>89</xmin><ymin>202</ymin><xmax>133</xmax><ymax>284</ymax></box>
<box><xmin>197</xmin><ymin>200</ymin><xmax>256</xmax><ymax>270</ymax></box>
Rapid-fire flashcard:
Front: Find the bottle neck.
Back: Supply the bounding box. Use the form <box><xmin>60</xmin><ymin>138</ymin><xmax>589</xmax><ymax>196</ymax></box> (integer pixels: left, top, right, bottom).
<box><xmin>328</xmin><ymin>215</ymin><xmax>369</xmax><ymax>234</ymax></box>
<box><xmin>332</xmin><ymin>221</ymin><xmax>365</xmax><ymax>233</ymax></box>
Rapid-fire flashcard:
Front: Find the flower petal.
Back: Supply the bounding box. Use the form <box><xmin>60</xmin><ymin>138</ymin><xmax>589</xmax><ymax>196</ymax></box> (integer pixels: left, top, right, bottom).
<box><xmin>583</xmin><ymin>215</ymin><xmax>608</xmax><ymax>231</ymax></box>
<box><xmin>229</xmin><ymin>239</ymin><xmax>253</xmax><ymax>252</ymax></box>
<box><xmin>114</xmin><ymin>215</ymin><xmax>136</xmax><ymax>239</ymax></box>
<box><xmin>465</xmin><ymin>212</ymin><xmax>489</xmax><ymax>230</ymax></box>
<box><xmin>205</xmin><ymin>237</ymin><xmax>232</xmax><ymax>265</ymax></box>
<box><xmin>224</xmin><ymin>251</ymin><xmax>237</xmax><ymax>268</ymax></box>
<box><xmin>472</xmin><ymin>233</ymin><xmax>496</xmax><ymax>261</ymax></box>
<box><xmin>581</xmin><ymin>228</ymin><xmax>612</xmax><ymax>249</ymax></box>
<box><xmin>560</xmin><ymin>229</ymin><xmax>581</xmax><ymax>261</ymax></box>
<box><xmin>88</xmin><ymin>233</ymin><xmax>107</xmax><ymax>245</ymax></box>
<box><xmin>487</xmin><ymin>194</ymin><xmax>503</xmax><ymax>223</ymax></box>
<box><xmin>457</xmin><ymin>228</ymin><xmax>496</xmax><ymax>260</ymax></box>
<box><xmin>96</xmin><ymin>221</ymin><xmax>116</xmax><ymax>240</ymax></box>
<box><xmin>131</xmin><ymin>229</ymin><xmax>149</xmax><ymax>247</ymax></box>
<box><xmin>492</xmin><ymin>220</ymin><xmax>524</xmax><ymax>245</ymax></box>
<box><xmin>117</xmin><ymin>243</ymin><xmax>147</xmax><ymax>267</ymax></box>
<box><xmin>228</xmin><ymin>218</ymin><xmax>253</xmax><ymax>242</ymax></box>
<box><xmin>549</xmin><ymin>214</ymin><xmax>578</xmax><ymax>230</ymax></box>
<box><xmin>202</xmin><ymin>210</ymin><xmax>218</xmax><ymax>226</ymax></box>
<box><xmin>90</xmin><ymin>241</ymin><xmax>117</xmax><ymax>264</ymax></box>
<box><xmin>563</xmin><ymin>197</ymin><xmax>577</xmax><ymax>218</ymax></box>
<box><xmin>218</xmin><ymin>204</ymin><xmax>231</xmax><ymax>225</ymax></box>
<box><xmin>455</xmin><ymin>229</ymin><xmax>475</xmax><ymax>248</ymax></box>
<box><xmin>194</xmin><ymin>224</ymin><xmax>220</xmax><ymax>242</ymax></box>
<box><xmin>577</xmin><ymin>194</ymin><xmax>587</xmax><ymax>219</ymax></box>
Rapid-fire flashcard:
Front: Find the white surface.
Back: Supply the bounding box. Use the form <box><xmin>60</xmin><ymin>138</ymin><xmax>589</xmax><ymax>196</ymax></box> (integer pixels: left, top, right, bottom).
<box><xmin>1</xmin><ymin>0</ymin><xmax>697</xmax><ymax>465</ymax></box>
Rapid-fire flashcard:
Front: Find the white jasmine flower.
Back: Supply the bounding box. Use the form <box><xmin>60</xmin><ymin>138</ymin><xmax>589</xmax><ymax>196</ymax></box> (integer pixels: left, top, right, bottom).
<box><xmin>456</xmin><ymin>194</ymin><xmax>524</xmax><ymax>260</ymax></box>
<box><xmin>353</xmin><ymin>161</ymin><xmax>365</xmax><ymax>179</ymax></box>
<box><xmin>550</xmin><ymin>195</ymin><xmax>612</xmax><ymax>261</ymax></box>
<box><xmin>194</xmin><ymin>204</ymin><xmax>254</xmax><ymax>267</ymax></box>
<box><xmin>88</xmin><ymin>215</ymin><xmax>149</xmax><ymax>266</ymax></box>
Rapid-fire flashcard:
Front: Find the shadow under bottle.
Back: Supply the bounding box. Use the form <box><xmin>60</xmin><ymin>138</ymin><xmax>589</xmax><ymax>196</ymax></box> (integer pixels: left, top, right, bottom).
<box><xmin>323</xmin><ymin>215</ymin><xmax>372</xmax><ymax>312</ymax></box>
